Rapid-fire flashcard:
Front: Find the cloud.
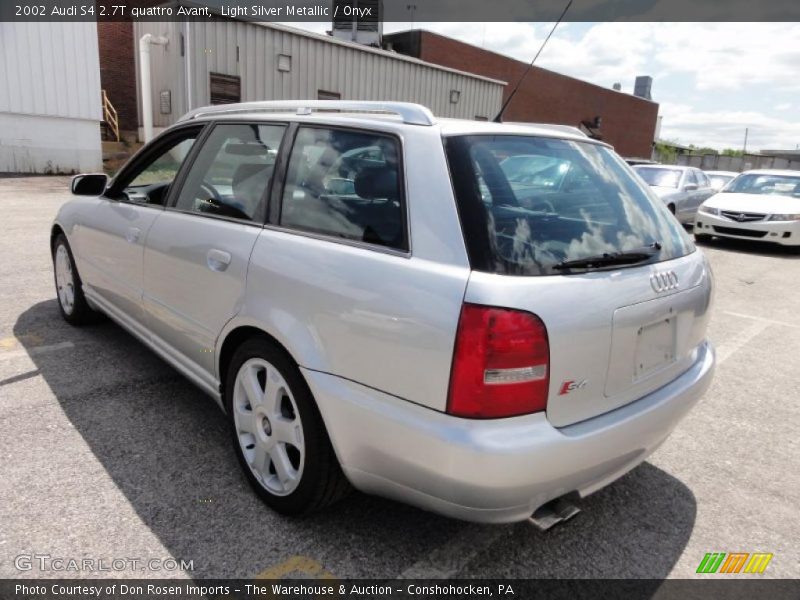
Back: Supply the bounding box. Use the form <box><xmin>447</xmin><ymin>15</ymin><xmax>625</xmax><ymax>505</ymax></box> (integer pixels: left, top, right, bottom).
<box><xmin>284</xmin><ymin>21</ymin><xmax>800</xmax><ymax>149</ymax></box>
<box><xmin>657</xmin><ymin>101</ymin><xmax>800</xmax><ymax>150</ymax></box>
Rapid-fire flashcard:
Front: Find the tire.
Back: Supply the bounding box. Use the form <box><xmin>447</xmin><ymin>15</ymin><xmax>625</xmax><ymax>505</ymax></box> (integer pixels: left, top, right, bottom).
<box><xmin>225</xmin><ymin>337</ymin><xmax>350</xmax><ymax>515</ymax></box>
<box><xmin>694</xmin><ymin>233</ymin><xmax>712</xmax><ymax>244</ymax></box>
<box><xmin>52</xmin><ymin>234</ymin><xmax>96</xmax><ymax>325</ymax></box>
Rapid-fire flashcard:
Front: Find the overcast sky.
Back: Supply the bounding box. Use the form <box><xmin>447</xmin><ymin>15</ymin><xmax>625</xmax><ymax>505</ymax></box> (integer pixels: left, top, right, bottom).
<box><xmin>285</xmin><ymin>21</ymin><xmax>800</xmax><ymax>152</ymax></box>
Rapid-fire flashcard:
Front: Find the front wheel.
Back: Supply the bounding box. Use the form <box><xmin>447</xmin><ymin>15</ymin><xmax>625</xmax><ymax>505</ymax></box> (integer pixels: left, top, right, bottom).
<box><xmin>53</xmin><ymin>234</ymin><xmax>96</xmax><ymax>325</ymax></box>
<box><xmin>225</xmin><ymin>338</ymin><xmax>350</xmax><ymax>515</ymax></box>
<box><xmin>694</xmin><ymin>233</ymin><xmax>712</xmax><ymax>244</ymax></box>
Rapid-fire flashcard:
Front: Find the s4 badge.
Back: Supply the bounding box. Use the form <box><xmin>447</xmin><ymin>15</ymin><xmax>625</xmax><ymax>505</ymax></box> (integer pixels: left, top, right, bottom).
<box><xmin>559</xmin><ymin>379</ymin><xmax>587</xmax><ymax>395</ymax></box>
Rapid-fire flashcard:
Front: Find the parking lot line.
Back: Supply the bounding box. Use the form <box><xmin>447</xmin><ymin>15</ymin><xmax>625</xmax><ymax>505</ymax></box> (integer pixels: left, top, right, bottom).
<box><xmin>715</xmin><ymin>320</ymin><xmax>772</xmax><ymax>366</ymax></box>
<box><xmin>722</xmin><ymin>311</ymin><xmax>800</xmax><ymax>329</ymax></box>
<box><xmin>255</xmin><ymin>555</ymin><xmax>336</xmax><ymax>580</ymax></box>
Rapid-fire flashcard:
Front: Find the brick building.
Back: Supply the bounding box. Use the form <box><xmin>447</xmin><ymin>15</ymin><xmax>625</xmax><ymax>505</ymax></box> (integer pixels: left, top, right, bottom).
<box><xmin>97</xmin><ymin>22</ymin><xmax>138</xmax><ymax>133</ymax></box>
<box><xmin>384</xmin><ymin>30</ymin><xmax>659</xmax><ymax>158</ymax></box>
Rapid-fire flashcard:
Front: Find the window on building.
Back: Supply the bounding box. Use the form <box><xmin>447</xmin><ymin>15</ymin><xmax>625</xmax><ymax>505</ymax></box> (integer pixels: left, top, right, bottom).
<box><xmin>209</xmin><ymin>73</ymin><xmax>241</xmax><ymax>105</ymax></box>
<box><xmin>280</xmin><ymin>127</ymin><xmax>407</xmax><ymax>250</ymax></box>
<box><xmin>174</xmin><ymin>123</ymin><xmax>286</xmax><ymax>222</ymax></box>
<box><xmin>317</xmin><ymin>90</ymin><xmax>341</xmax><ymax>100</ymax></box>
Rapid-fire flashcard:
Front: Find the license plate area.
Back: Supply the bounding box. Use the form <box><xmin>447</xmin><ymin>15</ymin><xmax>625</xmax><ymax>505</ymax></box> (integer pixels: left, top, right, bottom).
<box><xmin>634</xmin><ymin>317</ymin><xmax>677</xmax><ymax>380</ymax></box>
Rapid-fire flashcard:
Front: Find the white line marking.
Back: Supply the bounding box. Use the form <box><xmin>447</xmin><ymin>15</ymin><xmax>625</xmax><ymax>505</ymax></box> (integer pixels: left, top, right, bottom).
<box><xmin>723</xmin><ymin>311</ymin><xmax>800</xmax><ymax>329</ymax></box>
<box><xmin>0</xmin><ymin>342</ymin><xmax>74</xmax><ymax>362</ymax></box>
<box><xmin>398</xmin><ymin>526</ymin><xmax>508</xmax><ymax>578</ymax></box>
<box><xmin>715</xmin><ymin>321</ymin><xmax>771</xmax><ymax>365</ymax></box>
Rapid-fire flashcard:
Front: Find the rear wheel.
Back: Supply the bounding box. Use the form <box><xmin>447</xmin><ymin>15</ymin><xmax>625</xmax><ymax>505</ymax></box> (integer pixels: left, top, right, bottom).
<box><xmin>52</xmin><ymin>234</ymin><xmax>96</xmax><ymax>325</ymax></box>
<box><xmin>225</xmin><ymin>338</ymin><xmax>350</xmax><ymax>515</ymax></box>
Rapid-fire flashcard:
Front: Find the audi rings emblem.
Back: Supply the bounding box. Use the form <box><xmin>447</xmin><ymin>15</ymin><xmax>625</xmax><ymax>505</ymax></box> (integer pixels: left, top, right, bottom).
<box><xmin>650</xmin><ymin>270</ymin><xmax>679</xmax><ymax>293</ymax></box>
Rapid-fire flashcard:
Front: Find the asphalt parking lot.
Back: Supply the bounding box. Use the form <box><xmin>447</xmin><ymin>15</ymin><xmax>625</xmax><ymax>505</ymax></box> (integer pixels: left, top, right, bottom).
<box><xmin>1</xmin><ymin>176</ymin><xmax>798</xmax><ymax>580</ymax></box>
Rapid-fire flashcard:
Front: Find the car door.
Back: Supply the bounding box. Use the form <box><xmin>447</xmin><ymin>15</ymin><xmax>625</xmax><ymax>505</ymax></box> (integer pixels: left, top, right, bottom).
<box><xmin>695</xmin><ymin>170</ymin><xmax>715</xmax><ymax>202</ymax></box>
<box><xmin>675</xmin><ymin>169</ymin><xmax>698</xmax><ymax>222</ymax></box>
<box><xmin>75</xmin><ymin>127</ymin><xmax>202</xmax><ymax>328</ymax></box>
<box><xmin>142</xmin><ymin>122</ymin><xmax>287</xmax><ymax>381</ymax></box>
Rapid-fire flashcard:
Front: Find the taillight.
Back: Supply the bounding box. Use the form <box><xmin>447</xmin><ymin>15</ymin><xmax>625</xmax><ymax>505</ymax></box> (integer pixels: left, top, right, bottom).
<box><xmin>447</xmin><ymin>303</ymin><xmax>549</xmax><ymax>418</ymax></box>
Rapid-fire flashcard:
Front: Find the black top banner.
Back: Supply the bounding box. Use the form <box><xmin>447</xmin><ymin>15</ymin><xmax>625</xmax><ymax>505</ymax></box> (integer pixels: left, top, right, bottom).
<box><xmin>2</xmin><ymin>0</ymin><xmax>800</xmax><ymax>22</ymax></box>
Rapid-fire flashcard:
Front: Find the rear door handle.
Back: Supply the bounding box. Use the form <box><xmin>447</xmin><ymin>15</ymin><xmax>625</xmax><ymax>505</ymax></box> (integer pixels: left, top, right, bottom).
<box><xmin>126</xmin><ymin>227</ymin><xmax>141</xmax><ymax>243</ymax></box>
<box><xmin>207</xmin><ymin>249</ymin><xmax>231</xmax><ymax>272</ymax></box>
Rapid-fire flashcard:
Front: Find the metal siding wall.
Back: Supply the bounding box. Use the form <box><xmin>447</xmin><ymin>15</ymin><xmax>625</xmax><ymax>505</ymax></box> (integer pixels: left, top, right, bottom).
<box><xmin>0</xmin><ymin>22</ymin><xmax>101</xmax><ymax>121</ymax></box>
<box><xmin>143</xmin><ymin>21</ymin><xmax>501</xmax><ymax>127</ymax></box>
<box><xmin>133</xmin><ymin>20</ymin><xmax>186</xmax><ymax>128</ymax></box>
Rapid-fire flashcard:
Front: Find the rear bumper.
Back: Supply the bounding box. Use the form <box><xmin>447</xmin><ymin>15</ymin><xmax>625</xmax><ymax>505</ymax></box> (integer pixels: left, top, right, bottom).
<box><xmin>695</xmin><ymin>214</ymin><xmax>800</xmax><ymax>246</ymax></box>
<box><xmin>303</xmin><ymin>341</ymin><xmax>715</xmax><ymax>524</ymax></box>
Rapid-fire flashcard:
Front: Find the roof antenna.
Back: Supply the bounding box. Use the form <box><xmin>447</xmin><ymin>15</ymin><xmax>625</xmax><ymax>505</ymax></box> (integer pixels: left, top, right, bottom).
<box><xmin>492</xmin><ymin>0</ymin><xmax>573</xmax><ymax>123</ymax></box>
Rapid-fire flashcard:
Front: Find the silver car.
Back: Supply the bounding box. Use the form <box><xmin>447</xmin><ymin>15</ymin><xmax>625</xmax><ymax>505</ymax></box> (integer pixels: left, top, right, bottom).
<box><xmin>633</xmin><ymin>164</ymin><xmax>716</xmax><ymax>224</ymax></box>
<box><xmin>51</xmin><ymin>101</ymin><xmax>715</xmax><ymax>524</ymax></box>
<box><xmin>704</xmin><ymin>170</ymin><xmax>739</xmax><ymax>192</ymax></box>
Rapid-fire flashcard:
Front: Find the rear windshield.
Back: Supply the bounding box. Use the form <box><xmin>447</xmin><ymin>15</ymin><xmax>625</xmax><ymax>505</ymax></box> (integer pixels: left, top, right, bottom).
<box><xmin>633</xmin><ymin>166</ymin><xmax>684</xmax><ymax>188</ymax></box>
<box><xmin>445</xmin><ymin>135</ymin><xmax>694</xmax><ymax>276</ymax></box>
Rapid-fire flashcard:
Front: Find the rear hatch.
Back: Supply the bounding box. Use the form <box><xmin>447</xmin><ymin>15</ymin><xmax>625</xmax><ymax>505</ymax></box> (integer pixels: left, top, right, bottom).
<box><xmin>445</xmin><ymin>133</ymin><xmax>712</xmax><ymax>427</ymax></box>
<box><xmin>464</xmin><ymin>255</ymin><xmax>711</xmax><ymax>426</ymax></box>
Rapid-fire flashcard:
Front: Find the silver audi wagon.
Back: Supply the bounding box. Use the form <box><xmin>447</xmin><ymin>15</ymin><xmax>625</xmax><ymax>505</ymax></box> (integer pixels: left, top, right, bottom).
<box><xmin>52</xmin><ymin>101</ymin><xmax>715</xmax><ymax>524</ymax></box>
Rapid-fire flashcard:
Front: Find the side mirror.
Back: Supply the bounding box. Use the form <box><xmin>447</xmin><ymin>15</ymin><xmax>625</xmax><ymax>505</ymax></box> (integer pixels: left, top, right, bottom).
<box><xmin>71</xmin><ymin>173</ymin><xmax>108</xmax><ymax>196</ymax></box>
<box><xmin>684</xmin><ymin>183</ymin><xmax>698</xmax><ymax>192</ymax></box>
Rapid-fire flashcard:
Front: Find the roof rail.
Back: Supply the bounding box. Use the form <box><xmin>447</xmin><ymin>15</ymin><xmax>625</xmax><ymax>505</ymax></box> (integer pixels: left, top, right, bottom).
<box><xmin>504</xmin><ymin>122</ymin><xmax>588</xmax><ymax>137</ymax></box>
<box><xmin>178</xmin><ymin>101</ymin><xmax>436</xmax><ymax>126</ymax></box>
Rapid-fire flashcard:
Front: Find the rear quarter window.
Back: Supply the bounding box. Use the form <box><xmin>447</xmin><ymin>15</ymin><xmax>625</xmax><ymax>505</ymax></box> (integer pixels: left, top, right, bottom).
<box><xmin>279</xmin><ymin>127</ymin><xmax>407</xmax><ymax>251</ymax></box>
<box><xmin>445</xmin><ymin>135</ymin><xmax>694</xmax><ymax>276</ymax></box>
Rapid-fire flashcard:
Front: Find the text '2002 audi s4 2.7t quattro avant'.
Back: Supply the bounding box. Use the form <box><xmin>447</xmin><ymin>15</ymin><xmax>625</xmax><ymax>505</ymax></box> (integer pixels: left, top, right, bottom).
<box><xmin>51</xmin><ymin>101</ymin><xmax>715</xmax><ymax>525</ymax></box>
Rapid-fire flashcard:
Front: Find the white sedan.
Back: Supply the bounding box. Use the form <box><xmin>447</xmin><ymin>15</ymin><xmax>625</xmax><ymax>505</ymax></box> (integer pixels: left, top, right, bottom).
<box><xmin>694</xmin><ymin>169</ymin><xmax>800</xmax><ymax>246</ymax></box>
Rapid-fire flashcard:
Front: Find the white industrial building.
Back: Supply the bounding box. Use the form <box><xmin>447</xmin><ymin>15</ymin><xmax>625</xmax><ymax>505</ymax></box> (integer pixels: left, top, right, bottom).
<box><xmin>0</xmin><ymin>22</ymin><xmax>103</xmax><ymax>173</ymax></box>
<box><xmin>133</xmin><ymin>18</ymin><xmax>504</xmax><ymax>139</ymax></box>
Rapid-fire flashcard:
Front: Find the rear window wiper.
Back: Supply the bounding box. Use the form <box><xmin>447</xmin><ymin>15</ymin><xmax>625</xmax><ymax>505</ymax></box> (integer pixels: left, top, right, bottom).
<box><xmin>553</xmin><ymin>243</ymin><xmax>661</xmax><ymax>271</ymax></box>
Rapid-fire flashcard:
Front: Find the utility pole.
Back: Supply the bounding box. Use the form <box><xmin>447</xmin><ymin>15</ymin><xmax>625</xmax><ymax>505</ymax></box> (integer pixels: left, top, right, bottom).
<box><xmin>407</xmin><ymin>4</ymin><xmax>417</xmax><ymax>28</ymax></box>
<box><xmin>743</xmin><ymin>127</ymin><xmax>749</xmax><ymax>154</ymax></box>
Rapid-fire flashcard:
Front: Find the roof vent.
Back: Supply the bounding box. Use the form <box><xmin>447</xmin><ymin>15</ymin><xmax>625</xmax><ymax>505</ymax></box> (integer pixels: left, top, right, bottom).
<box><xmin>633</xmin><ymin>76</ymin><xmax>653</xmax><ymax>100</ymax></box>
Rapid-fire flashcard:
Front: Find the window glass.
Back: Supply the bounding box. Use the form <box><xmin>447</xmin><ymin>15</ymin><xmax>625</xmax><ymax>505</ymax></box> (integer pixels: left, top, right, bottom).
<box><xmin>445</xmin><ymin>135</ymin><xmax>694</xmax><ymax>276</ymax></box>
<box><xmin>686</xmin><ymin>170</ymin><xmax>698</xmax><ymax>186</ymax></box>
<box><xmin>697</xmin><ymin>171</ymin><xmax>710</xmax><ymax>187</ymax></box>
<box><xmin>725</xmin><ymin>173</ymin><xmax>800</xmax><ymax>197</ymax></box>
<box><xmin>633</xmin><ymin>166</ymin><xmax>683</xmax><ymax>188</ymax></box>
<box><xmin>174</xmin><ymin>123</ymin><xmax>285</xmax><ymax>222</ymax></box>
<box><xmin>122</xmin><ymin>135</ymin><xmax>197</xmax><ymax>205</ymax></box>
<box><xmin>280</xmin><ymin>127</ymin><xmax>406</xmax><ymax>250</ymax></box>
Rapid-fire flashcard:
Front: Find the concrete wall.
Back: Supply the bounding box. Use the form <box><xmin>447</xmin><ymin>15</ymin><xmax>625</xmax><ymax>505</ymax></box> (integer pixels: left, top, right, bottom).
<box><xmin>133</xmin><ymin>20</ymin><xmax>505</xmax><ymax>129</ymax></box>
<box><xmin>0</xmin><ymin>22</ymin><xmax>103</xmax><ymax>173</ymax></box>
<box><xmin>669</xmin><ymin>153</ymin><xmax>800</xmax><ymax>173</ymax></box>
<box><xmin>385</xmin><ymin>30</ymin><xmax>660</xmax><ymax>159</ymax></box>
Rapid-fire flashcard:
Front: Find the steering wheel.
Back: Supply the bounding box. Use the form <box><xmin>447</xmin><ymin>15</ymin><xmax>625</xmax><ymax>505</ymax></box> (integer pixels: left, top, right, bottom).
<box><xmin>530</xmin><ymin>199</ymin><xmax>556</xmax><ymax>213</ymax></box>
<box><xmin>200</xmin><ymin>181</ymin><xmax>222</xmax><ymax>202</ymax></box>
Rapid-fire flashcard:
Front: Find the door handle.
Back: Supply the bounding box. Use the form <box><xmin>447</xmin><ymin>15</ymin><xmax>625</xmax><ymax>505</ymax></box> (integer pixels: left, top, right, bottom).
<box><xmin>207</xmin><ymin>249</ymin><xmax>231</xmax><ymax>272</ymax></box>
<box><xmin>126</xmin><ymin>227</ymin><xmax>141</xmax><ymax>243</ymax></box>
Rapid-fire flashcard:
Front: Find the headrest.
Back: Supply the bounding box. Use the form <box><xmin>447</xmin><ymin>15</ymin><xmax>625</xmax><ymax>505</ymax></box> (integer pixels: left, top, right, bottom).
<box><xmin>354</xmin><ymin>166</ymin><xmax>398</xmax><ymax>200</ymax></box>
<box><xmin>233</xmin><ymin>163</ymin><xmax>270</xmax><ymax>193</ymax></box>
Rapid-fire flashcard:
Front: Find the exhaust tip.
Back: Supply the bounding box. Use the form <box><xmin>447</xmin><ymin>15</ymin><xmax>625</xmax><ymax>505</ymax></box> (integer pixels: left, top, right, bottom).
<box><xmin>528</xmin><ymin>495</ymin><xmax>581</xmax><ymax>531</ymax></box>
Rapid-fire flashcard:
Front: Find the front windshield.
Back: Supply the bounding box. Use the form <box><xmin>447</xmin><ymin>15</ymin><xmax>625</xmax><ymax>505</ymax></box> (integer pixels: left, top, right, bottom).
<box><xmin>445</xmin><ymin>135</ymin><xmax>694</xmax><ymax>276</ymax></box>
<box><xmin>634</xmin><ymin>166</ymin><xmax>683</xmax><ymax>188</ymax></box>
<box><xmin>723</xmin><ymin>173</ymin><xmax>800</xmax><ymax>197</ymax></box>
